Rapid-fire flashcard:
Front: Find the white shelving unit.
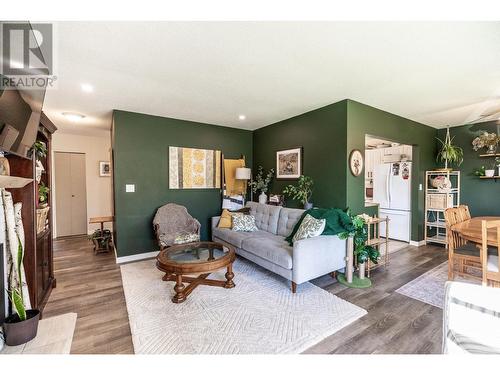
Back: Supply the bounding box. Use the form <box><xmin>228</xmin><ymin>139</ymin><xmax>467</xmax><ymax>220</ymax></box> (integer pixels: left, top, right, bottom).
<box><xmin>424</xmin><ymin>170</ymin><xmax>460</xmax><ymax>246</ymax></box>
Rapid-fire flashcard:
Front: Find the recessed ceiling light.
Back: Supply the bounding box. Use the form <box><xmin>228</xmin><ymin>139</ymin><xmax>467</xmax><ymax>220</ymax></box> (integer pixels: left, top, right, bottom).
<box><xmin>81</xmin><ymin>83</ymin><xmax>93</xmax><ymax>93</ymax></box>
<box><xmin>238</xmin><ymin>114</ymin><xmax>246</xmax><ymax>121</ymax></box>
<box><xmin>62</xmin><ymin>112</ymin><xmax>85</xmax><ymax>122</ymax></box>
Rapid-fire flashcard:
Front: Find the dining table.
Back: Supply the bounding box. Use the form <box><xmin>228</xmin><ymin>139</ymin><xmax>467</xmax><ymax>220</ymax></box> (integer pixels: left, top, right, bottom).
<box><xmin>451</xmin><ymin>216</ymin><xmax>500</xmax><ymax>246</ymax></box>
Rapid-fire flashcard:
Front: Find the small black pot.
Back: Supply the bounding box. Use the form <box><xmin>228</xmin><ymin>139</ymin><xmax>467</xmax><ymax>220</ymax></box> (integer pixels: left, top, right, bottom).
<box><xmin>3</xmin><ymin>309</ymin><xmax>40</xmax><ymax>346</ymax></box>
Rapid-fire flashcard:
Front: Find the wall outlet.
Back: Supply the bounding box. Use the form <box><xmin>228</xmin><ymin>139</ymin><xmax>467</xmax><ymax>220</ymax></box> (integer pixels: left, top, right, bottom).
<box><xmin>125</xmin><ymin>184</ymin><xmax>135</xmax><ymax>193</ymax></box>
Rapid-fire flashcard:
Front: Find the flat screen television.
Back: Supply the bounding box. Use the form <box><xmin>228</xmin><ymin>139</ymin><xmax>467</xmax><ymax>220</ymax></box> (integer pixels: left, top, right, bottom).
<box><xmin>0</xmin><ymin>22</ymin><xmax>47</xmax><ymax>159</ymax></box>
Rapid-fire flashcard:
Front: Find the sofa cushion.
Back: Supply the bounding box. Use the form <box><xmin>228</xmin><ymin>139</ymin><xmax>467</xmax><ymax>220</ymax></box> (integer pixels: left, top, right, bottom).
<box><xmin>246</xmin><ymin>202</ymin><xmax>282</xmax><ymax>234</ymax></box>
<box><xmin>217</xmin><ymin>209</ymin><xmax>233</xmax><ymax>228</ymax></box>
<box><xmin>241</xmin><ymin>234</ymin><xmax>293</xmax><ymax>269</ymax></box>
<box><xmin>277</xmin><ymin>207</ymin><xmax>305</xmax><ymax>237</ymax></box>
<box><xmin>213</xmin><ymin>227</ymin><xmax>254</xmax><ymax>248</ymax></box>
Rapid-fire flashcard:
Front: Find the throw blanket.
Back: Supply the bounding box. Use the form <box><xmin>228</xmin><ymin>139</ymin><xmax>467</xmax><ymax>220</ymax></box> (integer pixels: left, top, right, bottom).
<box><xmin>285</xmin><ymin>207</ymin><xmax>353</xmax><ymax>245</ymax></box>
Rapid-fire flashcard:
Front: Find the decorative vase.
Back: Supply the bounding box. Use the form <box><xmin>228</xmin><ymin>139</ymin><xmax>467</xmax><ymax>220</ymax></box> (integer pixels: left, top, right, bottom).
<box><xmin>485</xmin><ymin>169</ymin><xmax>495</xmax><ymax>177</ymax></box>
<box><xmin>258</xmin><ymin>192</ymin><xmax>267</xmax><ymax>204</ymax></box>
<box><xmin>486</xmin><ymin>144</ymin><xmax>497</xmax><ymax>154</ymax></box>
<box><xmin>358</xmin><ymin>262</ymin><xmax>366</xmax><ymax>280</ymax></box>
<box><xmin>304</xmin><ymin>202</ymin><xmax>313</xmax><ymax>210</ymax></box>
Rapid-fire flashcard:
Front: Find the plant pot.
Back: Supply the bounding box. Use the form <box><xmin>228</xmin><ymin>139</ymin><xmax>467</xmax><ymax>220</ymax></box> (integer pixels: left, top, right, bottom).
<box><xmin>258</xmin><ymin>192</ymin><xmax>267</xmax><ymax>204</ymax></box>
<box><xmin>3</xmin><ymin>309</ymin><xmax>40</xmax><ymax>346</ymax></box>
<box><xmin>485</xmin><ymin>169</ymin><xmax>495</xmax><ymax>177</ymax></box>
<box><xmin>304</xmin><ymin>202</ymin><xmax>313</xmax><ymax>210</ymax></box>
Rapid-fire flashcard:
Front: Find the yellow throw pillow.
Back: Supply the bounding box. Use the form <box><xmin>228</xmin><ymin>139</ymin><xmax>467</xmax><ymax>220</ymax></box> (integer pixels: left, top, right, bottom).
<box><xmin>218</xmin><ymin>209</ymin><xmax>232</xmax><ymax>228</ymax></box>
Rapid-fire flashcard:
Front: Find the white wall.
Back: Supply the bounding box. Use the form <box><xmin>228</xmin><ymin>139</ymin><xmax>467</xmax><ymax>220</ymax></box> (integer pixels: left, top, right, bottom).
<box><xmin>51</xmin><ymin>131</ymin><xmax>113</xmax><ymax>237</ymax></box>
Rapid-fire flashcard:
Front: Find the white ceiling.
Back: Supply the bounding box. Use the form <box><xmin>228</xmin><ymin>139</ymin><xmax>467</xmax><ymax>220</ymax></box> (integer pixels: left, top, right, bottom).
<box><xmin>42</xmin><ymin>22</ymin><xmax>500</xmax><ymax>135</ymax></box>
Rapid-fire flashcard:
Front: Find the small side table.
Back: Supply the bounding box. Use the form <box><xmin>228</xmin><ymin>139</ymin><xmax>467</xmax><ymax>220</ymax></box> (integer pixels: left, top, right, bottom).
<box><xmin>365</xmin><ymin>216</ymin><xmax>390</xmax><ymax>277</ymax></box>
<box><xmin>89</xmin><ymin>216</ymin><xmax>114</xmax><ymax>254</ymax></box>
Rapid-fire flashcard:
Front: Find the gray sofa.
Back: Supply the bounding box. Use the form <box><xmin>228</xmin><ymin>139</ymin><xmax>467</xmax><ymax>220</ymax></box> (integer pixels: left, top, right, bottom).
<box><xmin>211</xmin><ymin>202</ymin><xmax>348</xmax><ymax>292</ymax></box>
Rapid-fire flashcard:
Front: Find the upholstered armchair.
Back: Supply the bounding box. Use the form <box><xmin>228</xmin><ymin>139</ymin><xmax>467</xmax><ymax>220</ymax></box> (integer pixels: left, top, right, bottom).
<box><xmin>153</xmin><ymin>203</ymin><xmax>201</xmax><ymax>249</ymax></box>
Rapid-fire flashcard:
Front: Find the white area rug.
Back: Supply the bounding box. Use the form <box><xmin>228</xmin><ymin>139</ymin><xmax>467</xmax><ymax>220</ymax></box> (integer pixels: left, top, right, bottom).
<box><xmin>396</xmin><ymin>262</ymin><xmax>479</xmax><ymax>309</ymax></box>
<box><xmin>121</xmin><ymin>258</ymin><xmax>366</xmax><ymax>354</ymax></box>
<box><xmin>1</xmin><ymin>313</ymin><xmax>77</xmax><ymax>354</ymax></box>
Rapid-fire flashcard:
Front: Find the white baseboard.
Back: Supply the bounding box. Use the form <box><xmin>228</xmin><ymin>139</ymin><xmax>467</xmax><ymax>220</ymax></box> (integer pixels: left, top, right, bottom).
<box><xmin>409</xmin><ymin>240</ymin><xmax>426</xmax><ymax>247</ymax></box>
<box><xmin>116</xmin><ymin>250</ymin><xmax>159</xmax><ymax>264</ymax></box>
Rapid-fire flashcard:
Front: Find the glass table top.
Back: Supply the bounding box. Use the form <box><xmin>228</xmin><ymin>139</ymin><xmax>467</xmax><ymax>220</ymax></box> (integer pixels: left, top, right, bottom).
<box><xmin>164</xmin><ymin>246</ymin><xmax>229</xmax><ymax>264</ymax></box>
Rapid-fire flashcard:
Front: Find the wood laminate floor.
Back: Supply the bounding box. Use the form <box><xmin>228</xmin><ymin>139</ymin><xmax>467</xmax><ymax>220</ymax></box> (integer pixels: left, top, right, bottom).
<box><xmin>43</xmin><ymin>236</ymin><xmax>447</xmax><ymax>354</ymax></box>
<box><xmin>43</xmin><ymin>236</ymin><xmax>134</xmax><ymax>354</ymax></box>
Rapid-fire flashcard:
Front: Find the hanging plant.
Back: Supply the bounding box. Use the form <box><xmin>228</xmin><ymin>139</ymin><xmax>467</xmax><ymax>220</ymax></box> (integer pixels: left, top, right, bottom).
<box><xmin>436</xmin><ymin>127</ymin><xmax>463</xmax><ymax>171</ymax></box>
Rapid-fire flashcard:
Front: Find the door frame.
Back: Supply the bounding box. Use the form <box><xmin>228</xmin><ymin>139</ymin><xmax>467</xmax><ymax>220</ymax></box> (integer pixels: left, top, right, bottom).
<box><xmin>53</xmin><ymin>151</ymin><xmax>88</xmax><ymax>238</ymax></box>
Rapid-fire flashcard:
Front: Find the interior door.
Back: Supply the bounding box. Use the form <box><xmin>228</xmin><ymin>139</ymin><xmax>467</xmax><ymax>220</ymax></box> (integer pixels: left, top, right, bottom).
<box><xmin>55</xmin><ymin>152</ymin><xmax>87</xmax><ymax>237</ymax></box>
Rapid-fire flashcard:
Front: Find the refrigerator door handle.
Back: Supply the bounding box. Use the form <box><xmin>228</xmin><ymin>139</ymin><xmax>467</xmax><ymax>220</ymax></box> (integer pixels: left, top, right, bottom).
<box><xmin>388</xmin><ymin>165</ymin><xmax>392</xmax><ymax>204</ymax></box>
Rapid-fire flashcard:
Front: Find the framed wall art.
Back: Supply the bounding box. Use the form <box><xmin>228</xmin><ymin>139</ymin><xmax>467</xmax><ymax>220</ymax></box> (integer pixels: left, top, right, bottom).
<box><xmin>349</xmin><ymin>149</ymin><xmax>363</xmax><ymax>177</ymax></box>
<box><xmin>276</xmin><ymin>147</ymin><xmax>302</xmax><ymax>179</ymax></box>
<box><xmin>99</xmin><ymin>161</ymin><xmax>111</xmax><ymax>177</ymax></box>
<box><xmin>169</xmin><ymin>146</ymin><xmax>221</xmax><ymax>189</ymax></box>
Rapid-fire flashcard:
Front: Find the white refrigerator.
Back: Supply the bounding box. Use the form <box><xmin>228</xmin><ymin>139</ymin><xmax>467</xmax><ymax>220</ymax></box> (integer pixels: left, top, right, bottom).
<box><xmin>373</xmin><ymin>162</ymin><xmax>411</xmax><ymax>242</ymax></box>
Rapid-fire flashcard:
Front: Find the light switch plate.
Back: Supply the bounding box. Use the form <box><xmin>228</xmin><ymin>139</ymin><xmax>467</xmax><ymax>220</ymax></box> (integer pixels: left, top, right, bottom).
<box><xmin>419</xmin><ymin>183</ymin><xmax>423</xmax><ymax>191</ymax></box>
<box><xmin>125</xmin><ymin>184</ymin><xmax>135</xmax><ymax>193</ymax></box>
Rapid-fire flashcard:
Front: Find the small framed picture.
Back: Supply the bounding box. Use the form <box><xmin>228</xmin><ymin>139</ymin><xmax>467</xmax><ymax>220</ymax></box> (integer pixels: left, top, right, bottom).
<box><xmin>99</xmin><ymin>161</ymin><xmax>111</xmax><ymax>177</ymax></box>
<box><xmin>349</xmin><ymin>149</ymin><xmax>363</xmax><ymax>177</ymax></box>
<box><xmin>276</xmin><ymin>147</ymin><xmax>302</xmax><ymax>179</ymax></box>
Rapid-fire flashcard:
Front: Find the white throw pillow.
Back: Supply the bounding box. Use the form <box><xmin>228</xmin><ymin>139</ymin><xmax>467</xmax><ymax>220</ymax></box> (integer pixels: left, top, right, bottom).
<box><xmin>292</xmin><ymin>214</ymin><xmax>326</xmax><ymax>242</ymax></box>
<box><xmin>232</xmin><ymin>214</ymin><xmax>258</xmax><ymax>232</ymax></box>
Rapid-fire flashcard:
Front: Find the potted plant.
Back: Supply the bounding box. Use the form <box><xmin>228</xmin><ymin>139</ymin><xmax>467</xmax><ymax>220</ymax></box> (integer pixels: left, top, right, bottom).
<box><xmin>249</xmin><ymin>166</ymin><xmax>274</xmax><ymax>204</ymax></box>
<box><xmin>38</xmin><ymin>182</ymin><xmax>50</xmax><ymax>208</ymax></box>
<box><xmin>3</xmin><ymin>237</ymin><xmax>40</xmax><ymax>346</ymax></box>
<box><xmin>282</xmin><ymin>175</ymin><xmax>314</xmax><ymax>209</ymax></box>
<box><xmin>436</xmin><ymin>127</ymin><xmax>464</xmax><ymax>171</ymax></box>
<box><xmin>31</xmin><ymin>141</ymin><xmax>47</xmax><ymax>160</ymax></box>
<box><xmin>472</xmin><ymin>131</ymin><xmax>500</xmax><ymax>177</ymax></box>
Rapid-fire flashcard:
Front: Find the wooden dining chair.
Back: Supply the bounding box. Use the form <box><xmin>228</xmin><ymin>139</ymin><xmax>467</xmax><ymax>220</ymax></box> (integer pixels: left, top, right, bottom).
<box><xmin>458</xmin><ymin>205</ymin><xmax>471</xmax><ymax>221</ymax></box>
<box><xmin>444</xmin><ymin>207</ymin><xmax>481</xmax><ymax>281</ymax></box>
<box><xmin>481</xmin><ymin>220</ymin><xmax>500</xmax><ymax>288</ymax></box>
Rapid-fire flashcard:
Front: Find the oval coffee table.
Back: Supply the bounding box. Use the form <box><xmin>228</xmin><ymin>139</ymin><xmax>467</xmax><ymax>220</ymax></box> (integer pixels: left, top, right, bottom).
<box><xmin>156</xmin><ymin>241</ymin><xmax>236</xmax><ymax>303</ymax></box>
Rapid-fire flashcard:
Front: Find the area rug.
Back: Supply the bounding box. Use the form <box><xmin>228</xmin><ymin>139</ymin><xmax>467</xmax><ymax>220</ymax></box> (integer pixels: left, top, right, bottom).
<box><xmin>1</xmin><ymin>313</ymin><xmax>77</xmax><ymax>354</ymax></box>
<box><xmin>396</xmin><ymin>262</ymin><xmax>479</xmax><ymax>309</ymax></box>
<box><xmin>120</xmin><ymin>258</ymin><xmax>366</xmax><ymax>354</ymax></box>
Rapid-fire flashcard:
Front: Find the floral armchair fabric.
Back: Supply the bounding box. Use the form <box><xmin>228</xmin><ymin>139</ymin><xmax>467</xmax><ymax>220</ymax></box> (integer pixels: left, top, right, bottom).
<box><xmin>153</xmin><ymin>203</ymin><xmax>201</xmax><ymax>249</ymax></box>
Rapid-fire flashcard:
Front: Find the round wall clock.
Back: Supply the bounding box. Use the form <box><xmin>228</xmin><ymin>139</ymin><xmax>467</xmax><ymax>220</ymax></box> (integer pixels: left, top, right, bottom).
<box><xmin>349</xmin><ymin>149</ymin><xmax>363</xmax><ymax>177</ymax></box>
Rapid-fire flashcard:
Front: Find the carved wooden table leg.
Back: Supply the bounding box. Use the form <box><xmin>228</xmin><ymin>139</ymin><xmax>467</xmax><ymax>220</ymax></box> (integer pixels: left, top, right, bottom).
<box><xmin>224</xmin><ymin>263</ymin><xmax>235</xmax><ymax>288</ymax></box>
<box><xmin>172</xmin><ymin>274</ymin><xmax>186</xmax><ymax>303</ymax></box>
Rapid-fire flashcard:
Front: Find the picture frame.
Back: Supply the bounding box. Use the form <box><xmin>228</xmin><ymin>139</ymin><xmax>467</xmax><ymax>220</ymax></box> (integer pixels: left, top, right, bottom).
<box><xmin>349</xmin><ymin>149</ymin><xmax>363</xmax><ymax>177</ymax></box>
<box><xmin>99</xmin><ymin>161</ymin><xmax>111</xmax><ymax>177</ymax></box>
<box><xmin>276</xmin><ymin>147</ymin><xmax>302</xmax><ymax>179</ymax></box>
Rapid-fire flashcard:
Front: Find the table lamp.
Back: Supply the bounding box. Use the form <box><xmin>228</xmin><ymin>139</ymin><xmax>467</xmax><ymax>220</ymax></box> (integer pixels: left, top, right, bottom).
<box><xmin>235</xmin><ymin>167</ymin><xmax>252</xmax><ymax>202</ymax></box>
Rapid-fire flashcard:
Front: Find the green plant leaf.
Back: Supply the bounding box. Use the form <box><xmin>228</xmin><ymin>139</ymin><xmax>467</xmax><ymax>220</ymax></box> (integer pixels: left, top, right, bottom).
<box><xmin>10</xmin><ymin>288</ymin><xmax>26</xmax><ymax>321</ymax></box>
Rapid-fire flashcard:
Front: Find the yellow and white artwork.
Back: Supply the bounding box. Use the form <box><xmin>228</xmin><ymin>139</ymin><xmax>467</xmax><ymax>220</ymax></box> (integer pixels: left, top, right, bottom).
<box><xmin>169</xmin><ymin>146</ymin><xmax>221</xmax><ymax>189</ymax></box>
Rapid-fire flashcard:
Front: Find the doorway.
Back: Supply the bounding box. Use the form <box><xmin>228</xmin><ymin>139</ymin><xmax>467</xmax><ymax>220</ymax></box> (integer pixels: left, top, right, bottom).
<box><xmin>365</xmin><ymin>135</ymin><xmax>413</xmax><ymax>246</ymax></box>
<box><xmin>54</xmin><ymin>152</ymin><xmax>88</xmax><ymax>237</ymax></box>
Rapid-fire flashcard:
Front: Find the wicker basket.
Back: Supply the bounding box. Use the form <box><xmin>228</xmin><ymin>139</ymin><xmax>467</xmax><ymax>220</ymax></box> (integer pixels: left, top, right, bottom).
<box><xmin>36</xmin><ymin>207</ymin><xmax>50</xmax><ymax>234</ymax></box>
<box><xmin>426</xmin><ymin>194</ymin><xmax>453</xmax><ymax>210</ymax></box>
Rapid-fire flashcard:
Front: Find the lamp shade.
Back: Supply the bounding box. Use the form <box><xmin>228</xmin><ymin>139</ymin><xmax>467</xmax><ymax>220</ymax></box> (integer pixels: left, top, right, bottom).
<box><xmin>235</xmin><ymin>167</ymin><xmax>251</xmax><ymax>180</ymax></box>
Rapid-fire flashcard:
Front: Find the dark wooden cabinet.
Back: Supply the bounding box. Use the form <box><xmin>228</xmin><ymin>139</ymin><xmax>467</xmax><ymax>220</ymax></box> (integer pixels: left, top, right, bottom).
<box><xmin>6</xmin><ymin>112</ymin><xmax>57</xmax><ymax>314</ymax></box>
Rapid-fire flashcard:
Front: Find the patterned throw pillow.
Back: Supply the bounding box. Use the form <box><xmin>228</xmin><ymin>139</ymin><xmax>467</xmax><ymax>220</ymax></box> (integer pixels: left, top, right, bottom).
<box><xmin>173</xmin><ymin>233</ymin><xmax>200</xmax><ymax>245</ymax></box>
<box><xmin>232</xmin><ymin>214</ymin><xmax>258</xmax><ymax>232</ymax></box>
<box><xmin>292</xmin><ymin>214</ymin><xmax>326</xmax><ymax>243</ymax></box>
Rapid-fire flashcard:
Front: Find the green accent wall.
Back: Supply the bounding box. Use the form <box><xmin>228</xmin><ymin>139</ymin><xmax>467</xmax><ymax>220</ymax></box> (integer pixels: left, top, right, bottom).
<box><xmin>437</xmin><ymin>121</ymin><xmax>500</xmax><ymax>217</ymax></box>
<box><xmin>252</xmin><ymin>101</ymin><xmax>348</xmax><ymax>209</ymax></box>
<box><xmin>112</xmin><ymin>110</ymin><xmax>252</xmax><ymax>257</ymax></box>
<box><xmin>252</xmin><ymin>99</ymin><xmax>437</xmax><ymax>242</ymax></box>
<box><xmin>346</xmin><ymin>100</ymin><xmax>437</xmax><ymax>241</ymax></box>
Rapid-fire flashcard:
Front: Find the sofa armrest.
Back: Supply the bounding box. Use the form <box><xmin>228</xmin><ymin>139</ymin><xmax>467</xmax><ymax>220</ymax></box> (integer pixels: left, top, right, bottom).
<box><xmin>292</xmin><ymin>235</ymin><xmax>347</xmax><ymax>284</ymax></box>
<box><xmin>211</xmin><ymin>216</ymin><xmax>221</xmax><ymax>230</ymax></box>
